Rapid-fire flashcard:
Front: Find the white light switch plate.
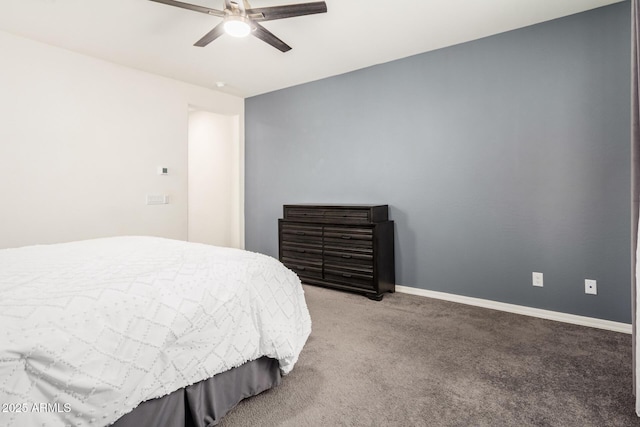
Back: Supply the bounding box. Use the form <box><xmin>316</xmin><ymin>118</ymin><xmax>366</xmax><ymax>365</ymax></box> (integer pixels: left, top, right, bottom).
<box><xmin>146</xmin><ymin>194</ymin><xmax>169</xmax><ymax>205</ymax></box>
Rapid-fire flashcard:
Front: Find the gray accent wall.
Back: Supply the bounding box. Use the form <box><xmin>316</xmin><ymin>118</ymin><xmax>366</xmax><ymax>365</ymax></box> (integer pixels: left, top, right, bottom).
<box><xmin>245</xmin><ymin>2</ymin><xmax>632</xmax><ymax>323</ymax></box>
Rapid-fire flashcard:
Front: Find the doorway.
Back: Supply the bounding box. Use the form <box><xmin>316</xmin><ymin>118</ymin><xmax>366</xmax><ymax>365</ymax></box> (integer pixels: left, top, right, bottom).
<box><xmin>188</xmin><ymin>109</ymin><xmax>241</xmax><ymax>248</ymax></box>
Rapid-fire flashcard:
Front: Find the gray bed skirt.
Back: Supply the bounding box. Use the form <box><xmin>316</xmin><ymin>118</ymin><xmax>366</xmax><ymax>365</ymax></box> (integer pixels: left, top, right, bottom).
<box><xmin>111</xmin><ymin>357</ymin><xmax>282</xmax><ymax>427</ymax></box>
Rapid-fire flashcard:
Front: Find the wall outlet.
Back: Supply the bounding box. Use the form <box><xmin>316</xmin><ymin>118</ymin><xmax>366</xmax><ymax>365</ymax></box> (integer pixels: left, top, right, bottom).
<box><xmin>585</xmin><ymin>279</ymin><xmax>597</xmax><ymax>295</ymax></box>
<box><xmin>532</xmin><ymin>272</ymin><xmax>543</xmax><ymax>287</ymax></box>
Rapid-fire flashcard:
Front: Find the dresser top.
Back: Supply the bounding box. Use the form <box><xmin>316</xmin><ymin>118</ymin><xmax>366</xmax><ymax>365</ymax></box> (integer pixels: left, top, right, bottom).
<box><xmin>282</xmin><ymin>204</ymin><xmax>389</xmax><ymax>224</ymax></box>
<box><xmin>283</xmin><ymin>204</ymin><xmax>388</xmax><ymax>208</ymax></box>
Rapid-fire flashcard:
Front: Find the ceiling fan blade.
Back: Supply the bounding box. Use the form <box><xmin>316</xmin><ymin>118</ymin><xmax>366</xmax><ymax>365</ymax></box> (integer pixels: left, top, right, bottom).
<box><xmin>247</xmin><ymin>1</ymin><xmax>327</xmax><ymax>22</ymax></box>
<box><xmin>252</xmin><ymin>22</ymin><xmax>292</xmax><ymax>52</ymax></box>
<box><xmin>194</xmin><ymin>22</ymin><xmax>225</xmax><ymax>47</ymax></box>
<box><xmin>149</xmin><ymin>0</ymin><xmax>225</xmax><ymax>17</ymax></box>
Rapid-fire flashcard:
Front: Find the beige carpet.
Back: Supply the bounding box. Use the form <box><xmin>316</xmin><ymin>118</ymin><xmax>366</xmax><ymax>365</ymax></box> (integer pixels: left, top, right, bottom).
<box><xmin>219</xmin><ymin>285</ymin><xmax>635</xmax><ymax>426</ymax></box>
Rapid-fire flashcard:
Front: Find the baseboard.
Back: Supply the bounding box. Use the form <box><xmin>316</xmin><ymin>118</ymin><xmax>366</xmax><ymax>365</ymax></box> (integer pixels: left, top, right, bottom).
<box><xmin>395</xmin><ymin>285</ymin><xmax>632</xmax><ymax>334</ymax></box>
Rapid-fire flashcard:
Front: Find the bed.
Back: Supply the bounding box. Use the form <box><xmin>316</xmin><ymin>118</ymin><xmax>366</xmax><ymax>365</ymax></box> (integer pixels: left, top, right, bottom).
<box><xmin>0</xmin><ymin>236</ymin><xmax>312</xmax><ymax>426</ymax></box>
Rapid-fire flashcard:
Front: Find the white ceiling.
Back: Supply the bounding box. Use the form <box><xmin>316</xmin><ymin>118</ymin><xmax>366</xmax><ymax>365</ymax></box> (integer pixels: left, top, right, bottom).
<box><xmin>0</xmin><ymin>0</ymin><xmax>624</xmax><ymax>98</ymax></box>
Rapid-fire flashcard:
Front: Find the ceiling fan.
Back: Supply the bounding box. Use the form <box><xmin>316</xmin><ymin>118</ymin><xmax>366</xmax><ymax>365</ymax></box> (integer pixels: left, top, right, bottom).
<box><xmin>149</xmin><ymin>0</ymin><xmax>327</xmax><ymax>52</ymax></box>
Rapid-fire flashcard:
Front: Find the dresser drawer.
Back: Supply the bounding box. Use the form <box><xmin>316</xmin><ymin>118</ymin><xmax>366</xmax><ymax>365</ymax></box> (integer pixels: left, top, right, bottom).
<box><xmin>323</xmin><ymin>227</ymin><xmax>372</xmax><ymax>240</ymax></box>
<box><xmin>284</xmin><ymin>207</ymin><xmax>372</xmax><ymax>224</ymax></box>
<box><xmin>283</xmin><ymin>207</ymin><xmax>326</xmax><ymax>221</ymax></box>
<box><xmin>281</xmin><ymin>241</ymin><xmax>322</xmax><ymax>261</ymax></box>
<box><xmin>281</xmin><ymin>257</ymin><xmax>323</xmax><ymax>279</ymax></box>
<box><xmin>322</xmin><ymin>209</ymin><xmax>370</xmax><ymax>223</ymax></box>
<box><xmin>324</xmin><ymin>266</ymin><xmax>374</xmax><ymax>290</ymax></box>
<box><xmin>323</xmin><ymin>227</ymin><xmax>373</xmax><ymax>250</ymax></box>
<box><xmin>324</xmin><ymin>237</ymin><xmax>372</xmax><ymax>249</ymax></box>
<box><xmin>323</xmin><ymin>249</ymin><xmax>373</xmax><ymax>267</ymax></box>
<box><xmin>280</xmin><ymin>223</ymin><xmax>323</xmax><ymax>244</ymax></box>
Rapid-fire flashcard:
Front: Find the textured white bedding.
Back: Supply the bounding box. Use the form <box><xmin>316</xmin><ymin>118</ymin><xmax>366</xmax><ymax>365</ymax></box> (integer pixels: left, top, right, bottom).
<box><xmin>0</xmin><ymin>236</ymin><xmax>311</xmax><ymax>426</ymax></box>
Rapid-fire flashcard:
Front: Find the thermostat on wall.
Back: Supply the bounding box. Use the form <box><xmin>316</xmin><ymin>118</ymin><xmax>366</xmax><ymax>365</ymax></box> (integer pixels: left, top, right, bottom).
<box><xmin>157</xmin><ymin>167</ymin><xmax>169</xmax><ymax>175</ymax></box>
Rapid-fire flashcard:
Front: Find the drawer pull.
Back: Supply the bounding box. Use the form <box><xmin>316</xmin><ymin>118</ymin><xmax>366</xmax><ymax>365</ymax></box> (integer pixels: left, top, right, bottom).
<box><xmin>341</xmin><ymin>255</ymin><xmax>352</xmax><ymax>259</ymax></box>
<box><xmin>297</xmin><ymin>249</ymin><xmax>306</xmax><ymax>253</ymax></box>
<box><xmin>297</xmin><ymin>266</ymin><xmax>306</xmax><ymax>271</ymax></box>
<box><xmin>296</xmin><ymin>231</ymin><xmax>306</xmax><ymax>235</ymax></box>
<box><xmin>342</xmin><ymin>273</ymin><xmax>352</xmax><ymax>278</ymax></box>
<box><xmin>341</xmin><ymin>235</ymin><xmax>352</xmax><ymax>240</ymax></box>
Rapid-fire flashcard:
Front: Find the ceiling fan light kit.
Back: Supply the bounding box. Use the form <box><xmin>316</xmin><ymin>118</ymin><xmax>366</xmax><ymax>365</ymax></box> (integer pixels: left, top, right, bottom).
<box><xmin>223</xmin><ymin>15</ymin><xmax>251</xmax><ymax>37</ymax></box>
<box><xmin>149</xmin><ymin>0</ymin><xmax>327</xmax><ymax>52</ymax></box>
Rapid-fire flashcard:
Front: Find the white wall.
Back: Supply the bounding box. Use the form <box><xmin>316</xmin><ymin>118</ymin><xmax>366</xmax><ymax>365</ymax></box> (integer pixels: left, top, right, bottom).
<box><xmin>188</xmin><ymin>110</ymin><xmax>241</xmax><ymax>248</ymax></box>
<box><xmin>0</xmin><ymin>30</ymin><xmax>244</xmax><ymax>249</ymax></box>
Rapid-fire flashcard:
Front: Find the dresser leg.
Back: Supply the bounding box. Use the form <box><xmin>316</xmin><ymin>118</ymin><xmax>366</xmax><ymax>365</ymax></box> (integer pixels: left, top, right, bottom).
<box><xmin>366</xmin><ymin>293</ymin><xmax>384</xmax><ymax>301</ymax></box>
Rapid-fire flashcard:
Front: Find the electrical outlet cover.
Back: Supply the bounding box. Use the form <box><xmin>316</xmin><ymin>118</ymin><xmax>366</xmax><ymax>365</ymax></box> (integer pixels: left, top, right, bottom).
<box><xmin>532</xmin><ymin>272</ymin><xmax>543</xmax><ymax>287</ymax></box>
<box><xmin>585</xmin><ymin>279</ymin><xmax>597</xmax><ymax>295</ymax></box>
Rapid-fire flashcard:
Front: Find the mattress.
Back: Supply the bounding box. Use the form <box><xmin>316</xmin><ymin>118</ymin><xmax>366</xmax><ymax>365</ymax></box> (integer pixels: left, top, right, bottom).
<box><xmin>0</xmin><ymin>236</ymin><xmax>311</xmax><ymax>426</ymax></box>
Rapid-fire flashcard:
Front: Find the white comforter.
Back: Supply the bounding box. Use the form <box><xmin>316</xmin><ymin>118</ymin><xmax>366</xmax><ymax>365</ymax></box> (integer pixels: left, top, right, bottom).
<box><xmin>0</xmin><ymin>236</ymin><xmax>311</xmax><ymax>427</ymax></box>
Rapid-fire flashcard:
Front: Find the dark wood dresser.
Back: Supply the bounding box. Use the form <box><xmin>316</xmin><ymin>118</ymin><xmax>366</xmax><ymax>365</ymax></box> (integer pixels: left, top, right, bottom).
<box><xmin>278</xmin><ymin>204</ymin><xmax>395</xmax><ymax>300</ymax></box>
